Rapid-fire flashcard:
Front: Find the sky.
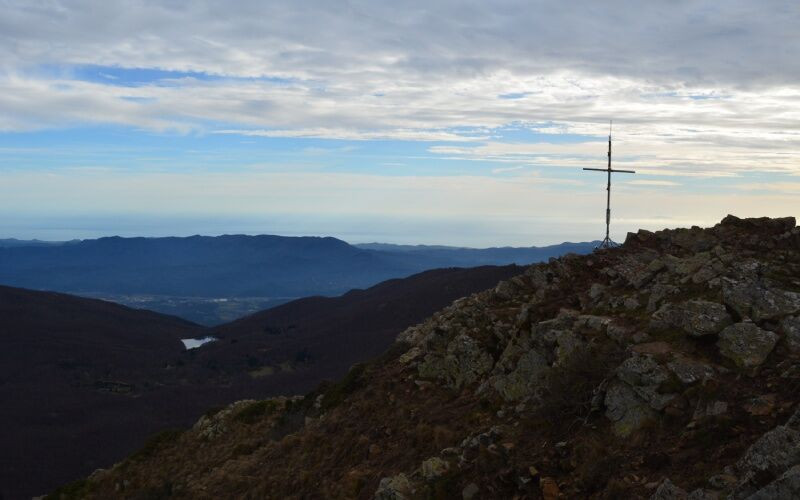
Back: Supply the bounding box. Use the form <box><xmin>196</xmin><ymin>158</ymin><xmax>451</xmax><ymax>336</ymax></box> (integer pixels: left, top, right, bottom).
<box><xmin>1</xmin><ymin>0</ymin><xmax>799</xmax><ymax>246</ymax></box>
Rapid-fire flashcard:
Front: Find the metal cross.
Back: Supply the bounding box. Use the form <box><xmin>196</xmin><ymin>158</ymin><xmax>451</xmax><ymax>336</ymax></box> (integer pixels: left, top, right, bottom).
<box><xmin>583</xmin><ymin>122</ymin><xmax>635</xmax><ymax>249</ymax></box>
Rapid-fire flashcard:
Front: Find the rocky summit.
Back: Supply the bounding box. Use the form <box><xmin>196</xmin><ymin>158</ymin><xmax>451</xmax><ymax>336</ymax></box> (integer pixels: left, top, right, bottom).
<box><xmin>55</xmin><ymin>216</ymin><xmax>800</xmax><ymax>499</ymax></box>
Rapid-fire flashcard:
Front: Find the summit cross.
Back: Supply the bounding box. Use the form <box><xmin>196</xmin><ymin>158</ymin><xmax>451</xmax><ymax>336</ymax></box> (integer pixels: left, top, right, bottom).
<box><xmin>583</xmin><ymin>122</ymin><xmax>635</xmax><ymax>249</ymax></box>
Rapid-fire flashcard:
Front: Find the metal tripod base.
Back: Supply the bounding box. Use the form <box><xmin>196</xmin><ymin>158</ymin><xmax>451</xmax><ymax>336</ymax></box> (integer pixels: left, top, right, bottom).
<box><xmin>595</xmin><ymin>236</ymin><xmax>620</xmax><ymax>250</ymax></box>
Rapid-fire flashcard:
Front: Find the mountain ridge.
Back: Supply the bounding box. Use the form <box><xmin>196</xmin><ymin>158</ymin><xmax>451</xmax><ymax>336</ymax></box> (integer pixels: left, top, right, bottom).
<box><xmin>0</xmin><ymin>234</ymin><xmax>594</xmax><ymax>324</ymax></box>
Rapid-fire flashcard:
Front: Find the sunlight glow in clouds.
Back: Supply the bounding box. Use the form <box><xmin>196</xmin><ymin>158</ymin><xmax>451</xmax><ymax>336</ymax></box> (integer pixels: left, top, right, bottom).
<box><xmin>0</xmin><ymin>0</ymin><xmax>799</xmax><ymax>244</ymax></box>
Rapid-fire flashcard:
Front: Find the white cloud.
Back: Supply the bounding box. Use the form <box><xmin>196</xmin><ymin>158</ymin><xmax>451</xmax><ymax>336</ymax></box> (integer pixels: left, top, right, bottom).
<box><xmin>626</xmin><ymin>180</ymin><xmax>681</xmax><ymax>187</ymax></box>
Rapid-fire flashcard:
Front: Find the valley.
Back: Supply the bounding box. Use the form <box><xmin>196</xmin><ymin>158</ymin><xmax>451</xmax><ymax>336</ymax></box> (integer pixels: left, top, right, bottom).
<box><xmin>0</xmin><ymin>265</ymin><xmax>521</xmax><ymax>499</ymax></box>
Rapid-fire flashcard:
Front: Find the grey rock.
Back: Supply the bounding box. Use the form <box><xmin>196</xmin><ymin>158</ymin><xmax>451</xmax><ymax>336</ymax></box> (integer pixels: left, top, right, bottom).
<box><xmin>691</xmin><ymin>260</ymin><xmax>725</xmax><ymax>284</ymax></box>
<box><xmin>462</xmin><ymin>483</ymin><xmax>480</xmax><ymax>500</ymax></box>
<box><xmin>786</xmin><ymin>406</ymin><xmax>800</xmax><ymax>431</ymax></box>
<box><xmin>193</xmin><ymin>399</ymin><xmax>257</xmax><ymax>440</ymax></box>
<box><xmin>718</xmin><ymin>323</ymin><xmax>778</xmax><ymax>371</ymax></box>
<box><xmin>375</xmin><ymin>474</ymin><xmax>413</xmax><ymax>500</ymax></box>
<box><xmin>780</xmin><ymin>316</ymin><xmax>800</xmax><ymax>353</ymax></box>
<box><xmin>575</xmin><ymin>314</ymin><xmax>612</xmax><ymax>333</ymax></box>
<box><xmin>489</xmin><ymin>330</ymin><xmax>549</xmax><ymax>401</ymax></box>
<box><xmin>708</xmin><ymin>473</ymin><xmax>737</xmax><ymax>490</ymax></box>
<box><xmin>617</xmin><ymin>355</ymin><xmax>676</xmax><ymax>410</ymax></box>
<box><xmin>418</xmin><ymin>334</ymin><xmax>494</xmax><ymax>389</ymax></box>
<box><xmin>667</xmin><ymin>357</ymin><xmax>715</xmax><ymax>385</ymax></box>
<box><xmin>723</xmin><ymin>278</ymin><xmax>800</xmax><ymax>321</ymax></box>
<box><xmin>625</xmin><ymin>296</ymin><xmax>642</xmax><ymax>310</ymax></box>
<box><xmin>605</xmin><ymin>381</ymin><xmax>656</xmax><ymax>437</ymax></box>
<box><xmin>420</xmin><ymin>457</ymin><xmax>450</xmax><ymax>480</ymax></box>
<box><xmin>618</xmin><ymin>355</ymin><xmax>669</xmax><ymax>388</ymax></box>
<box><xmin>589</xmin><ymin>283</ymin><xmax>606</xmax><ymax>300</ymax></box>
<box><xmin>398</xmin><ymin>346</ymin><xmax>423</xmax><ymax>364</ymax></box>
<box><xmin>491</xmin><ymin>348</ymin><xmax>549</xmax><ymax>401</ymax></box>
<box><xmin>687</xmin><ymin>489</ymin><xmax>716</xmax><ymax>500</ymax></box>
<box><xmin>607</xmin><ymin>323</ymin><xmax>634</xmax><ymax>343</ymax></box>
<box><xmin>493</xmin><ymin>280</ymin><xmax>518</xmax><ymax>301</ymax></box>
<box><xmin>648</xmin><ymin>284</ymin><xmax>681</xmax><ymax>312</ymax></box>
<box><xmin>650</xmin><ymin>478</ymin><xmax>687</xmax><ymax>499</ymax></box>
<box><xmin>554</xmin><ymin>330</ymin><xmax>585</xmax><ymax>365</ymax></box>
<box><xmin>694</xmin><ymin>401</ymin><xmax>728</xmax><ymax>420</ymax></box>
<box><xmin>652</xmin><ymin>300</ymin><xmax>733</xmax><ymax>337</ymax></box>
<box><xmin>736</xmin><ymin>426</ymin><xmax>800</xmax><ymax>485</ymax></box>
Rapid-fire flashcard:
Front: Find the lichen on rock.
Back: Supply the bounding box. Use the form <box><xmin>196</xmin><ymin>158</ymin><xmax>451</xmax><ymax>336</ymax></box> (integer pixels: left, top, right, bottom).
<box><xmin>717</xmin><ymin>322</ymin><xmax>778</xmax><ymax>372</ymax></box>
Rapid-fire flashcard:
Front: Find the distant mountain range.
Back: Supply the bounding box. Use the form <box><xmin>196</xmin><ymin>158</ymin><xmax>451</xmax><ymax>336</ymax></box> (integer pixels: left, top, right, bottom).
<box><xmin>0</xmin><ymin>266</ymin><xmax>521</xmax><ymax>499</ymax></box>
<box><xmin>0</xmin><ymin>238</ymin><xmax>77</xmax><ymax>247</ymax></box>
<box><xmin>0</xmin><ymin>235</ymin><xmax>595</xmax><ymax>323</ymax></box>
<box><xmin>354</xmin><ymin>241</ymin><xmax>598</xmax><ymax>266</ymax></box>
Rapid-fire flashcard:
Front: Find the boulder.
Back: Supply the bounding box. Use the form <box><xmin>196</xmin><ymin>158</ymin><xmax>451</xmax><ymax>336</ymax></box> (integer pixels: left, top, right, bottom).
<box><xmin>718</xmin><ymin>323</ymin><xmax>778</xmax><ymax>371</ymax></box>
<box><xmin>398</xmin><ymin>346</ymin><xmax>423</xmax><ymax>365</ymax></box>
<box><xmin>617</xmin><ymin>355</ymin><xmax>676</xmax><ymax>410</ymax></box>
<box><xmin>648</xmin><ymin>284</ymin><xmax>681</xmax><ymax>312</ymax></box>
<box><xmin>462</xmin><ymin>483</ymin><xmax>480</xmax><ymax>500</ymax></box>
<box><xmin>651</xmin><ymin>300</ymin><xmax>733</xmax><ymax>337</ymax></box>
<box><xmin>375</xmin><ymin>474</ymin><xmax>413</xmax><ymax>500</ymax></box>
<box><xmin>605</xmin><ymin>381</ymin><xmax>656</xmax><ymax>437</ymax></box>
<box><xmin>736</xmin><ymin>426</ymin><xmax>800</xmax><ymax>484</ymax></box>
<box><xmin>420</xmin><ymin>457</ymin><xmax>450</xmax><ymax>480</ymax></box>
<box><xmin>667</xmin><ymin>357</ymin><xmax>714</xmax><ymax>385</ymax></box>
<box><xmin>780</xmin><ymin>316</ymin><xmax>800</xmax><ymax>353</ymax></box>
<box><xmin>554</xmin><ymin>330</ymin><xmax>586</xmax><ymax>365</ymax></box>
<box><xmin>723</xmin><ymin>278</ymin><xmax>800</xmax><ymax>321</ymax></box>
<box><xmin>418</xmin><ymin>334</ymin><xmax>494</xmax><ymax>389</ymax></box>
<box><xmin>650</xmin><ymin>478</ymin><xmax>687</xmax><ymax>499</ymax></box>
<box><xmin>491</xmin><ymin>347</ymin><xmax>549</xmax><ymax>402</ymax></box>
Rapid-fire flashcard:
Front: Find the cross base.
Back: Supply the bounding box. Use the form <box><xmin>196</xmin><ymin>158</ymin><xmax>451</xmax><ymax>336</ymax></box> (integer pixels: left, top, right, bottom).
<box><xmin>595</xmin><ymin>236</ymin><xmax>620</xmax><ymax>250</ymax></box>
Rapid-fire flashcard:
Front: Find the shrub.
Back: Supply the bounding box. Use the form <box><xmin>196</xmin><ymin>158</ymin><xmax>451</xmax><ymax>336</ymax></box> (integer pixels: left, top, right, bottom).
<box><xmin>234</xmin><ymin>400</ymin><xmax>278</xmax><ymax>424</ymax></box>
<box><xmin>321</xmin><ymin>363</ymin><xmax>367</xmax><ymax>410</ymax></box>
<box><xmin>535</xmin><ymin>342</ymin><xmax>623</xmax><ymax>435</ymax></box>
<box><xmin>130</xmin><ymin>429</ymin><xmax>183</xmax><ymax>462</ymax></box>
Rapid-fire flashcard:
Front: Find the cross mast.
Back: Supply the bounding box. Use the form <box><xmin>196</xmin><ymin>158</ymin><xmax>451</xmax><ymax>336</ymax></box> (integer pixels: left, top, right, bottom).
<box><xmin>583</xmin><ymin>121</ymin><xmax>635</xmax><ymax>249</ymax></box>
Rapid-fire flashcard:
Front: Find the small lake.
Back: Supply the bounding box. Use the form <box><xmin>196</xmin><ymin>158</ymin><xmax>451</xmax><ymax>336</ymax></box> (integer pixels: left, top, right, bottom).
<box><xmin>181</xmin><ymin>336</ymin><xmax>218</xmax><ymax>349</ymax></box>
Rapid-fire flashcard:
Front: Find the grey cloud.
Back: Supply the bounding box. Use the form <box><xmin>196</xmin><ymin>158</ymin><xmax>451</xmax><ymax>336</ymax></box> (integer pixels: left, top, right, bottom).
<box><xmin>0</xmin><ymin>0</ymin><xmax>799</xmax><ymax>181</ymax></box>
<box><xmin>0</xmin><ymin>1</ymin><xmax>798</xmax><ymax>86</ymax></box>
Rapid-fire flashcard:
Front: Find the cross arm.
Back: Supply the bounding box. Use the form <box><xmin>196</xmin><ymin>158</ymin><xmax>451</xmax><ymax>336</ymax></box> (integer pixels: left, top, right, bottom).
<box><xmin>582</xmin><ymin>168</ymin><xmax>635</xmax><ymax>173</ymax></box>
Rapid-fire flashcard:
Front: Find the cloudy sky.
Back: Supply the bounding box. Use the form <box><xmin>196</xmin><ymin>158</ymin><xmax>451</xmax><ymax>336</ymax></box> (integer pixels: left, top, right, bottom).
<box><xmin>1</xmin><ymin>0</ymin><xmax>798</xmax><ymax>245</ymax></box>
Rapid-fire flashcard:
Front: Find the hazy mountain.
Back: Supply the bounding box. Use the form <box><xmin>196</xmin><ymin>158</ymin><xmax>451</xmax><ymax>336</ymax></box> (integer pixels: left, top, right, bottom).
<box><xmin>0</xmin><ymin>265</ymin><xmax>521</xmax><ymax>499</ymax></box>
<box><xmin>355</xmin><ymin>241</ymin><xmax>599</xmax><ymax>266</ymax></box>
<box><xmin>0</xmin><ymin>235</ymin><xmax>593</xmax><ymax>324</ymax></box>
<box><xmin>0</xmin><ymin>238</ymin><xmax>74</xmax><ymax>248</ymax></box>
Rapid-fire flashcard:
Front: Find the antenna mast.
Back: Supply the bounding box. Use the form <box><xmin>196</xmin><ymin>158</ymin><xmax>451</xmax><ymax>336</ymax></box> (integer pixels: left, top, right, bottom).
<box><xmin>583</xmin><ymin>121</ymin><xmax>635</xmax><ymax>249</ymax></box>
